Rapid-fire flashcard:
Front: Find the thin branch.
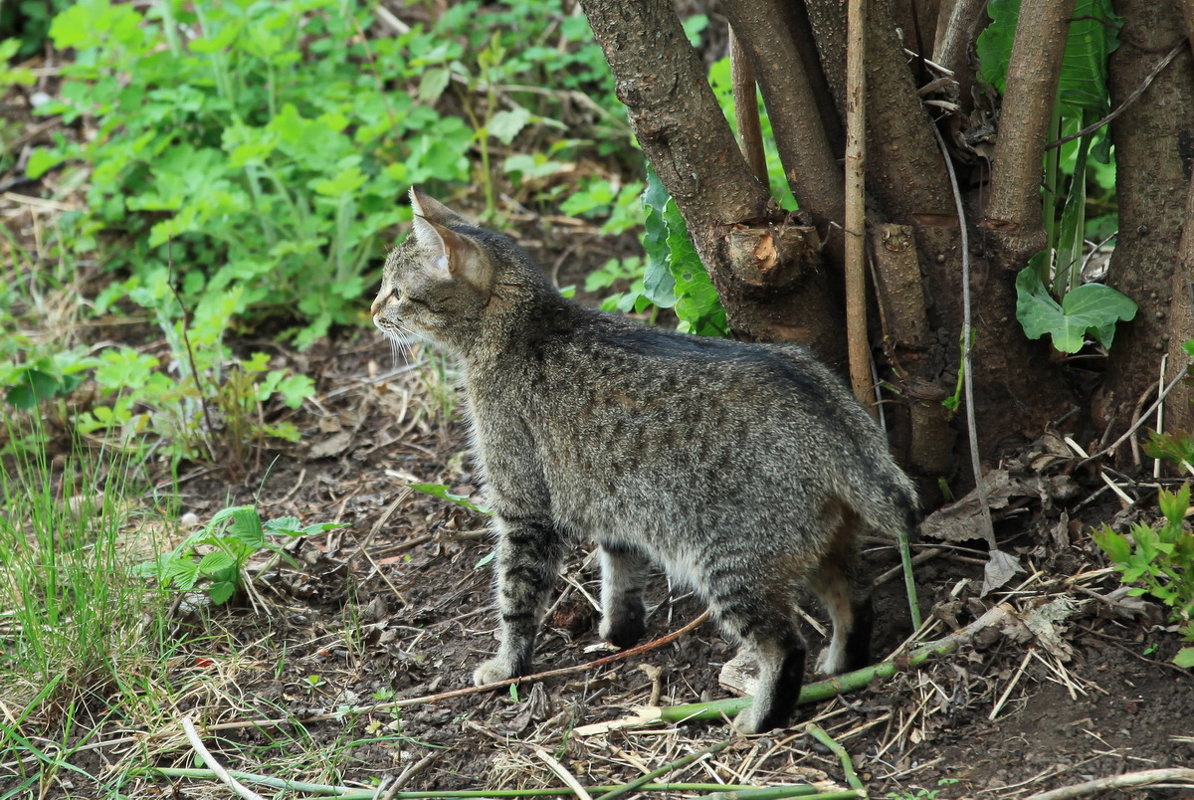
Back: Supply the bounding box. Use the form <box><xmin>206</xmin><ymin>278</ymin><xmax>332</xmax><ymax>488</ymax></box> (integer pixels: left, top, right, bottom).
<box><xmin>729</xmin><ymin>27</ymin><xmax>768</xmax><ymax>185</ymax></box>
<box><xmin>932</xmin><ymin>117</ymin><xmax>995</xmax><ymax>548</ymax></box>
<box><xmin>1022</xmin><ymin>768</ymin><xmax>1194</xmax><ymax>800</ymax></box>
<box><xmin>1045</xmin><ymin>39</ymin><xmax>1186</xmax><ymax>150</ymax></box>
<box><xmin>844</xmin><ymin>0</ymin><xmax>873</xmax><ymax>412</ymax></box>
<box><xmin>180</xmin><ymin>717</ymin><xmax>266</xmax><ymax>800</ymax></box>
<box><xmin>202</xmin><ymin>611</ymin><xmax>712</xmax><ymax>735</ymax></box>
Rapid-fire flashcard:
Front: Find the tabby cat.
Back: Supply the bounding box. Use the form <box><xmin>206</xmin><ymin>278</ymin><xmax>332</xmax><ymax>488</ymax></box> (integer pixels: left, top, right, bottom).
<box><xmin>371</xmin><ymin>189</ymin><xmax>918</xmax><ymax>733</ymax></box>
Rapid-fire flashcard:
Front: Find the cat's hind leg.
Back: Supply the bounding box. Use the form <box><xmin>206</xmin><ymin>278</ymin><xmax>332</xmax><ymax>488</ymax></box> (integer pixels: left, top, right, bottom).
<box><xmin>808</xmin><ymin>502</ymin><xmax>873</xmax><ymax>675</ymax></box>
<box><xmin>597</xmin><ymin>541</ymin><xmax>652</xmax><ymax>648</ymax></box>
<box><xmin>705</xmin><ymin>581</ymin><xmax>807</xmax><ymax>734</ymax></box>
<box><xmin>473</xmin><ymin>517</ymin><xmax>564</xmax><ymax>686</ymax></box>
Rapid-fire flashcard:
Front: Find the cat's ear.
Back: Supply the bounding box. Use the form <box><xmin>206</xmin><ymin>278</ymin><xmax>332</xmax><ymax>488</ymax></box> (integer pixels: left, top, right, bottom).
<box><xmin>408</xmin><ymin>187</ymin><xmax>466</xmax><ymax>227</ymax></box>
<box><xmin>411</xmin><ymin>216</ymin><xmax>491</xmax><ymax>290</ymax></box>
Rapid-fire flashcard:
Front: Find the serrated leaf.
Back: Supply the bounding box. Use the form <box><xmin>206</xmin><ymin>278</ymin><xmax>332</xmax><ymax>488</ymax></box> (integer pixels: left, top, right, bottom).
<box><xmin>198</xmin><ymin>551</ymin><xmax>237</xmax><ymax>576</ymax></box>
<box><xmin>231</xmin><ymin>508</ymin><xmax>264</xmax><ymax>548</ymax></box>
<box><xmin>265</xmin><ymin>516</ymin><xmax>302</xmax><ymax>534</ymax></box>
<box><xmin>164</xmin><ymin>558</ymin><xmax>200</xmax><ymax>590</ymax></box>
<box><xmin>1016</xmin><ymin>268</ymin><xmax>1137</xmax><ymax>353</ymax></box>
<box><xmin>208</xmin><ymin>581</ymin><xmax>237</xmax><ymax>605</ymax></box>
<box><xmin>418</xmin><ymin>67</ymin><xmax>450</xmax><ymax>105</ymax></box>
<box><xmin>488</xmin><ymin>108</ymin><xmax>531</xmax><ymax>145</ymax></box>
<box><xmin>1092</xmin><ymin>527</ymin><xmax>1131</xmax><ymax>563</ymax></box>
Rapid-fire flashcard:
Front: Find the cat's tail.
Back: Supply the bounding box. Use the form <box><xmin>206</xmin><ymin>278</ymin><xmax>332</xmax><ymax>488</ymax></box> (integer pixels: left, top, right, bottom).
<box><xmin>844</xmin><ymin>458</ymin><xmax>920</xmax><ymax>542</ymax></box>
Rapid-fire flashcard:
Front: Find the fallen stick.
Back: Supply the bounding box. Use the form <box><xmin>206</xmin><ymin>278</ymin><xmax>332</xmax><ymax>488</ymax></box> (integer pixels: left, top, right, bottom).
<box><xmin>1022</xmin><ymin>767</ymin><xmax>1194</xmax><ymax>800</ymax></box>
<box><xmin>202</xmin><ymin>610</ymin><xmax>711</xmax><ymax>735</ymax></box>
<box><xmin>576</xmin><ymin>603</ymin><xmax>1014</xmax><ymax>734</ymax></box>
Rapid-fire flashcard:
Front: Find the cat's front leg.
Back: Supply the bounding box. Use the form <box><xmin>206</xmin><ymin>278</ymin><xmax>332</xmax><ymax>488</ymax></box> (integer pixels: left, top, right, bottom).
<box><xmin>472</xmin><ymin>516</ymin><xmax>564</xmax><ymax>686</ymax></box>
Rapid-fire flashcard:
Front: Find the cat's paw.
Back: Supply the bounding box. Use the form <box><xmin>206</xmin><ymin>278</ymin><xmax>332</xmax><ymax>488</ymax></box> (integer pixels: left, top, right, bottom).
<box><xmin>731</xmin><ymin>705</ymin><xmax>768</xmax><ymax>735</ymax></box>
<box><xmin>472</xmin><ymin>656</ymin><xmax>518</xmax><ymax>687</ymax></box>
<box><xmin>814</xmin><ymin>645</ymin><xmax>844</xmax><ymax>676</ymax></box>
<box><xmin>599</xmin><ymin>611</ymin><xmax>646</xmax><ymax>649</ymax></box>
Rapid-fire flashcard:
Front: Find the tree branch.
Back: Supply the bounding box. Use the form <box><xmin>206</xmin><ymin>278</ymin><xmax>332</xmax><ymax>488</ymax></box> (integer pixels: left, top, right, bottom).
<box><xmin>728</xmin><ymin>27</ymin><xmax>768</xmax><ymax>185</ymax></box>
<box><xmin>932</xmin><ymin>0</ymin><xmax>987</xmax><ymax>77</ymax></box>
<box><xmin>721</xmin><ymin>0</ymin><xmax>845</xmax><ymax>227</ymax></box>
<box><xmin>981</xmin><ymin>0</ymin><xmax>1075</xmax><ymax>264</ymax></box>
<box><xmin>580</xmin><ymin>0</ymin><xmax>770</xmax><ymax>231</ymax></box>
<box><xmin>845</xmin><ymin>0</ymin><xmax>874</xmax><ymax>411</ymax></box>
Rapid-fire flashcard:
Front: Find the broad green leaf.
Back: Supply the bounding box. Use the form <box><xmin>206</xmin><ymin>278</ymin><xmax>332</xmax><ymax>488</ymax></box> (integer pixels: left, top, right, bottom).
<box><xmin>25</xmin><ymin>149</ymin><xmax>63</xmax><ymax>179</ymax></box>
<box><xmin>1015</xmin><ymin>268</ymin><xmax>1137</xmax><ymax>353</ymax></box>
<box><xmin>209</xmin><ymin>581</ymin><xmax>237</xmax><ymax>605</ymax></box>
<box><xmin>1176</xmin><ymin>647</ymin><xmax>1194</xmax><ymax>668</ymax></box>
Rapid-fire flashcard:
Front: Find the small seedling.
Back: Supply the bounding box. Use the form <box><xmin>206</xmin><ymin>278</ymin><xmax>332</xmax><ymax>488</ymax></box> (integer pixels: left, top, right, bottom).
<box><xmin>139</xmin><ymin>505</ymin><xmax>346</xmax><ymax>605</ymax></box>
<box><xmin>1093</xmin><ymin>484</ymin><xmax>1194</xmax><ymax>668</ymax></box>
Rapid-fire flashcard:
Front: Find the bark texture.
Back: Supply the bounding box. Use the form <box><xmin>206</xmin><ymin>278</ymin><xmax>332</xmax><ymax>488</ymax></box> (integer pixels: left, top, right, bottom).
<box><xmin>580</xmin><ymin>0</ymin><xmax>848</xmax><ymax>363</ymax></box>
<box><xmin>1099</xmin><ymin>0</ymin><xmax>1194</xmax><ymax>452</ymax></box>
<box><xmin>982</xmin><ymin>0</ymin><xmax>1075</xmax><ymax>267</ymax></box>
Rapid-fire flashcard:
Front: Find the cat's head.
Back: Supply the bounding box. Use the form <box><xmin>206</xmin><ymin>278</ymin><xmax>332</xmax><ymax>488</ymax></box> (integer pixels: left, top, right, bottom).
<box><xmin>371</xmin><ymin>189</ymin><xmax>503</xmax><ymax>351</ymax></box>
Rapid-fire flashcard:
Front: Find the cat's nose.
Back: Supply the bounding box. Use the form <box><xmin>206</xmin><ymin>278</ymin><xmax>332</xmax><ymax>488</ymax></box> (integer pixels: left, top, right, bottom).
<box><xmin>370</xmin><ymin>296</ymin><xmax>384</xmax><ymax>316</ymax></box>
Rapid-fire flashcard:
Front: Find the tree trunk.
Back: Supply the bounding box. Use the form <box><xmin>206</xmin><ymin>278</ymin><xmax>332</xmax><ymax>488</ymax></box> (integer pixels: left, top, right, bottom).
<box><xmin>579</xmin><ymin>0</ymin><xmax>849</xmax><ymax>364</ymax></box>
<box><xmin>1098</xmin><ymin>0</ymin><xmax>1194</xmax><ymax>461</ymax></box>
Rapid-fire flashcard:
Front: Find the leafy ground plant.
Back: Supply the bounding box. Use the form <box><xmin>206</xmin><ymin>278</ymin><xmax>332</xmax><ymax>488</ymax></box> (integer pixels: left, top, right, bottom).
<box><xmin>141</xmin><ymin>505</ymin><xmax>346</xmax><ymax>605</ymax></box>
<box><xmin>1093</xmin><ymin>484</ymin><xmax>1194</xmax><ymax>667</ymax></box>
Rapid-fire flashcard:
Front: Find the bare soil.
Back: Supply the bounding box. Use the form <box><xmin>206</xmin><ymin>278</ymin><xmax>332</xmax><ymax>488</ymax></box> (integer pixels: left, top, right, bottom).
<box><xmin>99</xmin><ymin>329</ymin><xmax>1194</xmax><ymax>800</ymax></box>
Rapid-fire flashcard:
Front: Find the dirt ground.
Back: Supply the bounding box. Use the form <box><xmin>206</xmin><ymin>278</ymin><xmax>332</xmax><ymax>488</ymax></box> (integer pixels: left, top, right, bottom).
<box><xmin>103</xmin><ymin>324</ymin><xmax>1194</xmax><ymax>800</ymax></box>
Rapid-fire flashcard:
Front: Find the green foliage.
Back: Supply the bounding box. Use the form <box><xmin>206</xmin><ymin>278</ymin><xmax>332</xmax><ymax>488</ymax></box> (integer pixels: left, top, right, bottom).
<box><xmin>1093</xmin><ymin>485</ymin><xmax>1194</xmax><ymax>668</ymax></box>
<box><xmin>2</xmin><ymin>353</ymin><xmax>88</xmax><ymax>410</ymax></box>
<box><xmin>138</xmin><ymin>505</ymin><xmax>346</xmax><ymax>605</ymax></box>
<box><xmin>29</xmin><ymin>0</ymin><xmax>624</xmax><ymax>347</ymax></box>
<box><xmin>560</xmin><ymin>177</ymin><xmax>645</xmax><ymax>235</ymax></box>
<box><xmin>1014</xmin><ymin>267</ymin><xmax>1137</xmax><ymax>353</ymax></box>
<box><xmin>73</xmin><ymin>268</ymin><xmax>314</xmax><ymax>471</ymax></box>
<box><xmin>978</xmin><ymin>0</ymin><xmax>1119</xmax><ymax>117</ymax></box>
<box><xmin>581</xmin><ymin>171</ymin><xmax>727</xmax><ymax>336</ymax></box>
<box><xmin>640</xmin><ymin>170</ymin><xmax>727</xmax><ymax>337</ymax></box>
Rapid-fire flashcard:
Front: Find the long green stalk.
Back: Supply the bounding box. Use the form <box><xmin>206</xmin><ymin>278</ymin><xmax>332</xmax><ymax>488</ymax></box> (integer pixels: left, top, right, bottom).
<box><xmin>662</xmin><ymin>603</ymin><xmax>1013</xmax><ymax>723</ymax></box>
<box><xmin>804</xmin><ymin>724</ymin><xmax>863</xmax><ymax>793</ymax></box>
<box><xmin>599</xmin><ymin>739</ymin><xmax>733</xmax><ymax>800</ymax></box>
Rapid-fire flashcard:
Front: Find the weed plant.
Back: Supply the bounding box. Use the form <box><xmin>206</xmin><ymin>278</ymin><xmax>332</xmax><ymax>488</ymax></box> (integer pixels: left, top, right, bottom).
<box><xmin>24</xmin><ymin>0</ymin><xmax>626</xmax><ymax>348</ymax></box>
<box><xmin>0</xmin><ymin>415</ymin><xmax>171</xmax><ymax>791</ymax></box>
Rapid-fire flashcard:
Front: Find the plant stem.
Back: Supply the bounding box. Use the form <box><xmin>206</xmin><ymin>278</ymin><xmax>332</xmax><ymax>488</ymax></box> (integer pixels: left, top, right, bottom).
<box><xmin>148</xmin><ymin>769</ymin><xmax>826</xmax><ymax>799</ymax></box>
<box><xmin>662</xmin><ymin>603</ymin><xmax>1014</xmax><ymax>723</ymax></box>
<box><xmin>805</xmin><ymin>724</ymin><xmax>864</xmax><ymax>793</ymax></box>
<box><xmin>599</xmin><ymin>739</ymin><xmax>733</xmax><ymax>800</ymax></box>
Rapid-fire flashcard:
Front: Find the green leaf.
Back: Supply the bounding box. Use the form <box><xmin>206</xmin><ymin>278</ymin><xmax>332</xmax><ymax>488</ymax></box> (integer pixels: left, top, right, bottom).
<box><xmin>488</xmin><ymin>107</ymin><xmax>532</xmax><ymax>144</ymax></box>
<box><xmin>198</xmin><ymin>551</ymin><xmax>238</xmax><ymax>576</ymax></box>
<box><xmin>1092</xmin><ymin>526</ymin><xmax>1131</xmax><ymax>564</ymax></box>
<box><xmin>1015</xmin><ymin>268</ymin><xmax>1137</xmax><ymax>353</ymax></box>
<box><xmin>410</xmin><ymin>483</ymin><xmax>491</xmax><ymax>514</ymax></box>
<box><xmin>208</xmin><ymin>581</ymin><xmax>237</xmax><ymax>605</ymax></box>
<box><xmin>1174</xmin><ymin>647</ymin><xmax>1194</xmax><ymax>668</ymax></box>
<box><xmin>418</xmin><ymin>67</ymin><xmax>451</xmax><ymax>105</ymax></box>
<box><xmin>25</xmin><ymin>149</ymin><xmax>63</xmax><ymax>180</ymax></box>
<box><xmin>230</xmin><ymin>508</ymin><xmax>265</xmax><ymax>549</ymax></box>
<box><xmin>1159</xmin><ymin>485</ymin><xmax>1191</xmax><ymax>529</ymax></box>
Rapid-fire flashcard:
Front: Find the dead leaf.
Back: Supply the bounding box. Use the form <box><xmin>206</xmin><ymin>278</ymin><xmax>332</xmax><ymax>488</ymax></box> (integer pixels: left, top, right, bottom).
<box><xmin>309</xmin><ymin>430</ymin><xmax>353</xmax><ymax>459</ymax></box>
<box><xmin>981</xmin><ymin>549</ymin><xmax>1023</xmax><ymax>596</ymax></box>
